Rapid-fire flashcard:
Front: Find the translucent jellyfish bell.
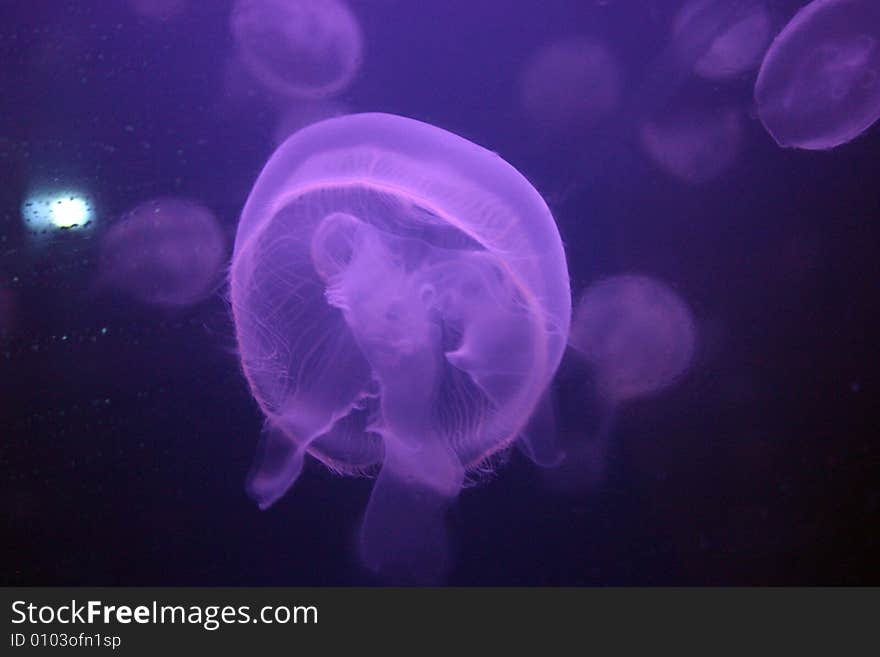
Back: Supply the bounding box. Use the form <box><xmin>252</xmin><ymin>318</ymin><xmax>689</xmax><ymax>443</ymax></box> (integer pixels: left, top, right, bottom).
<box><xmin>520</xmin><ymin>37</ymin><xmax>622</xmax><ymax>131</ymax></box>
<box><xmin>640</xmin><ymin>106</ymin><xmax>743</xmax><ymax>184</ymax></box>
<box><xmin>99</xmin><ymin>198</ymin><xmax>226</xmax><ymax>308</ymax></box>
<box><xmin>561</xmin><ymin>275</ymin><xmax>696</xmax><ymax>489</ymax></box>
<box><xmin>673</xmin><ymin>0</ymin><xmax>772</xmax><ymax>80</ymax></box>
<box><xmin>570</xmin><ymin>275</ymin><xmax>696</xmax><ymax>403</ymax></box>
<box><xmin>230</xmin><ymin>0</ymin><xmax>363</xmax><ymax>99</ymax></box>
<box><xmin>230</xmin><ymin>113</ymin><xmax>571</xmax><ymax>582</ymax></box>
<box><xmin>755</xmin><ymin>0</ymin><xmax>880</xmax><ymax>150</ymax></box>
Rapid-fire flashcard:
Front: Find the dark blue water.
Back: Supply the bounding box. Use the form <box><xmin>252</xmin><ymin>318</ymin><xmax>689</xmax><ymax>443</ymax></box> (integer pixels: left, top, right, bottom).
<box><xmin>1</xmin><ymin>0</ymin><xmax>878</xmax><ymax>585</ymax></box>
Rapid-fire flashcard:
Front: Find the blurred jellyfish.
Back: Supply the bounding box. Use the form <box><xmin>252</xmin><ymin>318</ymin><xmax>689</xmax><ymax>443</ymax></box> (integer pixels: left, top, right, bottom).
<box><xmin>272</xmin><ymin>100</ymin><xmax>348</xmax><ymax>147</ymax></box>
<box><xmin>673</xmin><ymin>0</ymin><xmax>772</xmax><ymax>80</ymax></box>
<box><xmin>640</xmin><ymin>106</ymin><xmax>743</xmax><ymax>184</ymax></box>
<box><xmin>230</xmin><ymin>0</ymin><xmax>363</xmax><ymax>99</ymax></box>
<box><xmin>563</xmin><ymin>275</ymin><xmax>696</xmax><ymax>489</ymax></box>
<box><xmin>99</xmin><ymin>198</ymin><xmax>225</xmax><ymax>308</ymax></box>
<box><xmin>755</xmin><ymin>0</ymin><xmax>880</xmax><ymax>150</ymax></box>
<box><xmin>520</xmin><ymin>37</ymin><xmax>622</xmax><ymax>131</ymax></box>
<box><xmin>229</xmin><ymin>113</ymin><xmax>571</xmax><ymax>582</ymax></box>
<box><xmin>129</xmin><ymin>0</ymin><xmax>187</xmax><ymax>21</ymax></box>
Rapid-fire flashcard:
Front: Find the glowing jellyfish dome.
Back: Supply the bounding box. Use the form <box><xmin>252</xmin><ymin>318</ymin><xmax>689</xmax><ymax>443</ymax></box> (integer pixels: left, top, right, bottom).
<box><xmin>229</xmin><ymin>113</ymin><xmax>571</xmax><ymax>581</ymax></box>
<box><xmin>640</xmin><ymin>106</ymin><xmax>743</xmax><ymax>185</ymax></box>
<box><xmin>755</xmin><ymin>0</ymin><xmax>880</xmax><ymax>150</ymax></box>
<box><xmin>520</xmin><ymin>37</ymin><xmax>622</xmax><ymax>131</ymax></box>
<box><xmin>570</xmin><ymin>274</ymin><xmax>696</xmax><ymax>404</ymax></box>
<box><xmin>230</xmin><ymin>0</ymin><xmax>363</xmax><ymax>99</ymax></box>
<box><xmin>673</xmin><ymin>0</ymin><xmax>772</xmax><ymax>80</ymax></box>
<box><xmin>99</xmin><ymin>198</ymin><xmax>226</xmax><ymax>308</ymax></box>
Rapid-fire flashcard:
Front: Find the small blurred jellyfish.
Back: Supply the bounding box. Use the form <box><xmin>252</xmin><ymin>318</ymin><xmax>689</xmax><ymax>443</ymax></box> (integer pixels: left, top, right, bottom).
<box><xmin>21</xmin><ymin>190</ymin><xmax>95</xmax><ymax>237</ymax></box>
<box><xmin>561</xmin><ymin>275</ymin><xmax>697</xmax><ymax>490</ymax></box>
<box><xmin>520</xmin><ymin>37</ymin><xmax>622</xmax><ymax>132</ymax></box>
<box><xmin>229</xmin><ymin>113</ymin><xmax>571</xmax><ymax>582</ymax></box>
<box><xmin>673</xmin><ymin>0</ymin><xmax>772</xmax><ymax>80</ymax></box>
<box><xmin>129</xmin><ymin>0</ymin><xmax>187</xmax><ymax>21</ymax></box>
<box><xmin>755</xmin><ymin>0</ymin><xmax>880</xmax><ymax>150</ymax></box>
<box><xmin>99</xmin><ymin>198</ymin><xmax>225</xmax><ymax>309</ymax></box>
<box><xmin>230</xmin><ymin>0</ymin><xmax>363</xmax><ymax>99</ymax></box>
<box><xmin>640</xmin><ymin>106</ymin><xmax>743</xmax><ymax>184</ymax></box>
<box><xmin>272</xmin><ymin>100</ymin><xmax>348</xmax><ymax>147</ymax></box>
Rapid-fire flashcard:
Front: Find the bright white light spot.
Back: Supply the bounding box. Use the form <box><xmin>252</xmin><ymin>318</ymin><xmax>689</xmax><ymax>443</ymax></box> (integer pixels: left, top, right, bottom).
<box><xmin>22</xmin><ymin>190</ymin><xmax>95</xmax><ymax>234</ymax></box>
<box><xmin>51</xmin><ymin>197</ymin><xmax>89</xmax><ymax>228</ymax></box>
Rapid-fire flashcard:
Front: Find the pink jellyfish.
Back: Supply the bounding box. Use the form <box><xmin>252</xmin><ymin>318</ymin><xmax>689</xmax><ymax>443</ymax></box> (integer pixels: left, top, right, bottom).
<box><xmin>563</xmin><ymin>274</ymin><xmax>696</xmax><ymax>489</ymax></box>
<box><xmin>230</xmin><ymin>0</ymin><xmax>363</xmax><ymax>99</ymax></box>
<box><xmin>673</xmin><ymin>0</ymin><xmax>773</xmax><ymax>80</ymax></box>
<box><xmin>755</xmin><ymin>0</ymin><xmax>880</xmax><ymax>150</ymax></box>
<box><xmin>229</xmin><ymin>113</ymin><xmax>571</xmax><ymax>581</ymax></box>
<box><xmin>520</xmin><ymin>37</ymin><xmax>622</xmax><ymax>132</ymax></box>
<box><xmin>99</xmin><ymin>198</ymin><xmax>226</xmax><ymax>308</ymax></box>
<box><xmin>639</xmin><ymin>106</ymin><xmax>743</xmax><ymax>184</ymax></box>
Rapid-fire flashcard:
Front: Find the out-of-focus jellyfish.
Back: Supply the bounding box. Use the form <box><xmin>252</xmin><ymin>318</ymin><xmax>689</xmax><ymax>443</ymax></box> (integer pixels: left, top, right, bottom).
<box><xmin>563</xmin><ymin>275</ymin><xmax>696</xmax><ymax>489</ymax></box>
<box><xmin>99</xmin><ymin>198</ymin><xmax>225</xmax><ymax>308</ymax></box>
<box><xmin>673</xmin><ymin>0</ymin><xmax>772</xmax><ymax>80</ymax></box>
<box><xmin>230</xmin><ymin>113</ymin><xmax>571</xmax><ymax>582</ymax></box>
<box><xmin>520</xmin><ymin>37</ymin><xmax>622</xmax><ymax>131</ymax></box>
<box><xmin>129</xmin><ymin>0</ymin><xmax>187</xmax><ymax>21</ymax></box>
<box><xmin>755</xmin><ymin>0</ymin><xmax>880</xmax><ymax>150</ymax></box>
<box><xmin>640</xmin><ymin>106</ymin><xmax>743</xmax><ymax>184</ymax></box>
<box><xmin>272</xmin><ymin>100</ymin><xmax>348</xmax><ymax>147</ymax></box>
<box><xmin>230</xmin><ymin>0</ymin><xmax>363</xmax><ymax>99</ymax></box>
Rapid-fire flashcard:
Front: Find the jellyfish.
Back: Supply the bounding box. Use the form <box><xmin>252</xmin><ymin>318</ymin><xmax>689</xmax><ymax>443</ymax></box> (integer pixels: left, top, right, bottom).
<box><xmin>673</xmin><ymin>0</ymin><xmax>772</xmax><ymax>80</ymax></box>
<box><xmin>519</xmin><ymin>37</ymin><xmax>622</xmax><ymax>132</ymax></box>
<box><xmin>563</xmin><ymin>275</ymin><xmax>696</xmax><ymax>489</ymax></box>
<box><xmin>639</xmin><ymin>106</ymin><xmax>743</xmax><ymax>184</ymax></box>
<box><xmin>229</xmin><ymin>113</ymin><xmax>571</xmax><ymax>582</ymax></box>
<box><xmin>230</xmin><ymin>0</ymin><xmax>363</xmax><ymax>99</ymax></box>
<box><xmin>99</xmin><ymin>198</ymin><xmax>226</xmax><ymax>308</ymax></box>
<box><xmin>755</xmin><ymin>0</ymin><xmax>880</xmax><ymax>150</ymax></box>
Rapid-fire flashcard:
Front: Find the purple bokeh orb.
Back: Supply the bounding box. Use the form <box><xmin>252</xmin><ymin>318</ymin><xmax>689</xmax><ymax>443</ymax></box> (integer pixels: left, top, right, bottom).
<box><xmin>230</xmin><ymin>0</ymin><xmax>363</xmax><ymax>99</ymax></box>
<box><xmin>100</xmin><ymin>198</ymin><xmax>226</xmax><ymax>308</ymax></box>
<box><xmin>230</xmin><ymin>112</ymin><xmax>571</xmax><ymax>581</ymax></box>
<box><xmin>755</xmin><ymin>0</ymin><xmax>880</xmax><ymax>150</ymax></box>
<box><xmin>520</xmin><ymin>37</ymin><xmax>622</xmax><ymax>131</ymax></box>
<box><xmin>640</xmin><ymin>106</ymin><xmax>743</xmax><ymax>184</ymax></box>
<box><xmin>673</xmin><ymin>0</ymin><xmax>772</xmax><ymax>80</ymax></box>
<box><xmin>570</xmin><ymin>274</ymin><xmax>696</xmax><ymax>404</ymax></box>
